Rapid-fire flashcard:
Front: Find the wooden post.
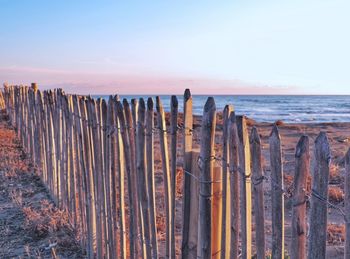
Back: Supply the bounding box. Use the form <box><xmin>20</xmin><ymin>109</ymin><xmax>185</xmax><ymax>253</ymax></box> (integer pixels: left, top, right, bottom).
<box><xmin>156</xmin><ymin>96</ymin><xmax>172</xmax><ymax>258</ymax></box>
<box><xmin>137</xmin><ymin>98</ymin><xmax>151</xmax><ymax>258</ymax></box>
<box><xmin>221</xmin><ymin>105</ymin><xmax>232</xmax><ymax>259</ymax></box>
<box><xmin>237</xmin><ymin>115</ymin><xmax>252</xmax><ymax>259</ymax></box>
<box><xmin>291</xmin><ymin>135</ymin><xmax>309</xmax><ymax>259</ymax></box>
<box><xmin>250</xmin><ymin>127</ymin><xmax>266</xmax><ymax>259</ymax></box>
<box><xmin>228</xmin><ymin>112</ymin><xmax>240</xmax><ymax>259</ymax></box>
<box><xmin>113</xmin><ymin>97</ymin><xmax>127</xmax><ymax>259</ymax></box>
<box><xmin>170</xmin><ymin>95</ymin><xmax>178</xmax><ymax>258</ymax></box>
<box><xmin>123</xmin><ymin>98</ymin><xmax>141</xmax><ymax>258</ymax></box>
<box><xmin>116</xmin><ymin>100</ymin><xmax>136</xmax><ymax>258</ymax></box>
<box><xmin>307</xmin><ymin>132</ymin><xmax>331</xmax><ymax>259</ymax></box>
<box><xmin>345</xmin><ymin>148</ymin><xmax>350</xmax><ymax>259</ymax></box>
<box><xmin>146</xmin><ymin>97</ymin><xmax>158</xmax><ymax>259</ymax></box>
<box><xmin>81</xmin><ymin>97</ymin><xmax>97</xmax><ymax>258</ymax></box>
<box><xmin>212</xmin><ymin>167</ymin><xmax>222</xmax><ymax>258</ymax></box>
<box><xmin>269</xmin><ymin>124</ymin><xmax>284</xmax><ymax>259</ymax></box>
<box><xmin>182</xmin><ymin>89</ymin><xmax>193</xmax><ymax>259</ymax></box>
<box><xmin>197</xmin><ymin>97</ymin><xmax>216</xmax><ymax>259</ymax></box>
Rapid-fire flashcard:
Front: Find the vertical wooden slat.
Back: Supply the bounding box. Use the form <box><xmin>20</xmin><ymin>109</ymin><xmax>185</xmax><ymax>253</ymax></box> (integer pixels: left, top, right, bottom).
<box><xmin>146</xmin><ymin>97</ymin><xmax>158</xmax><ymax>259</ymax></box>
<box><xmin>197</xmin><ymin>97</ymin><xmax>216</xmax><ymax>259</ymax></box>
<box><xmin>137</xmin><ymin>98</ymin><xmax>151</xmax><ymax>259</ymax></box>
<box><xmin>291</xmin><ymin>135</ymin><xmax>309</xmax><ymax>259</ymax></box>
<box><xmin>307</xmin><ymin>132</ymin><xmax>331</xmax><ymax>259</ymax></box>
<box><xmin>170</xmin><ymin>95</ymin><xmax>178</xmax><ymax>258</ymax></box>
<box><xmin>156</xmin><ymin>96</ymin><xmax>172</xmax><ymax>258</ymax></box>
<box><xmin>182</xmin><ymin>89</ymin><xmax>193</xmax><ymax>259</ymax></box>
<box><xmin>237</xmin><ymin>115</ymin><xmax>252</xmax><ymax>259</ymax></box>
<box><xmin>116</xmin><ymin>100</ymin><xmax>136</xmax><ymax>258</ymax></box>
<box><xmin>269</xmin><ymin>124</ymin><xmax>284</xmax><ymax>259</ymax></box>
<box><xmin>221</xmin><ymin>105</ymin><xmax>232</xmax><ymax>259</ymax></box>
<box><xmin>228</xmin><ymin>111</ymin><xmax>239</xmax><ymax>259</ymax></box>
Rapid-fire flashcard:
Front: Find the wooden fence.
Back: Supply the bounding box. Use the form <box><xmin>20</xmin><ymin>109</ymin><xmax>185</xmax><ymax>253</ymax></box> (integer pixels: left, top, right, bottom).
<box><xmin>1</xmin><ymin>83</ymin><xmax>350</xmax><ymax>259</ymax></box>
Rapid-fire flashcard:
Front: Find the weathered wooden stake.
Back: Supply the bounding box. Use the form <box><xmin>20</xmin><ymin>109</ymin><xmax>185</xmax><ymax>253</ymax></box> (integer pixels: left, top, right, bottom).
<box><xmin>269</xmin><ymin>124</ymin><xmax>284</xmax><ymax>259</ymax></box>
<box><xmin>291</xmin><ymin>135</ymin><xmax>309</xmax><ymax>259</ymax></box>
<box><xmin>250</xmin><ymin>127</ymin><xmax>266</xmax><ymax>259</ymax></box>
<box><xmin>228</xmin><ymin>112</ymin><xmax>240</xmax><ymax>259</ymax></box>
<box><xmin>237</xmin><ymin>115</ymin><xmax>252</xmax><ymax>259</ymax></box>
<box><xmin>182</xmin><ymin>89</ymin><xmax>193</xmax><ymax>259</ymax></box>
<box><xmin>156</xmin><ymin>96</ymin><xmax>172</xmax><ymax>258</ymax></box>
<box><xmin>212</xmin><ymin>167</ymin><xmax>222</xmax><ymax>258</ymax></box>
<box><xmin>307</xmin><ymin>132</ymin><xmax>331</xmax><ymax>259</ymax></box>
<box><xmin>197</xmin><ymin>97</ymin><xmax>216</xmax><ymax>259</ymax></box>
<box><xmin>345</xmin><ymin>148</ymin><xmax>350</xmax><ymax>259</ymax></box>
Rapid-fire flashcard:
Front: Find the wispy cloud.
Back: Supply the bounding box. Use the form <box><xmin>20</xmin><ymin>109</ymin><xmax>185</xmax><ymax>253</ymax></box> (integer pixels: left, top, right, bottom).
<box><xmin>0</xmin><ymin>65</ymin><xmax>302</xmax><ymax>95</ymax></box>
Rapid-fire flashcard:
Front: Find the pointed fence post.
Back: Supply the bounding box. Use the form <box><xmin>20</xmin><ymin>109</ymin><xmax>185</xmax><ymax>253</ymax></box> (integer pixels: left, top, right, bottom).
<box><xmin>156</xmin><ymin>96</ymin><xmax>172</xmax><ymax>258</ymax></box>
<box><xmin>228</xmin><ymin>112</ymin><xmax>240</xmax><ymax>259</ymax></box>
<box><xmin>221</xmin><ymin>105</ymin><xmax>233</xmax><ymax>259</ymax></box>
<box><xmin>250</xmin><ymin>127</ymin><xmax>266</xmax><ymax>259</ymax></box>
<box><xmin>197</xmin><ymin>97</ymin><xmax>216</xmax><ymax>259</ymax></box>
<box><xmin>307</xmin><ymin>132</ymin><xmax>331</xmax><ymax>259</ymax></box>
<box><xmin>237</xmin><ymin>115</ymin><xmax>252</xmax><ymax>259</ymax></box>
<box><xmin>269</xmin><ymin>124</ymin><xmax>284</xmax><ymax>259</ymax></box>
<box><xmin>182</xmin><ymin>89</ymin><xmax>193</xmax><ymax>259</ymax></box>
<box><xmin>291</xmin><ymin>135</ymin><xmax>309</xmax><ymax>259</ymax></box>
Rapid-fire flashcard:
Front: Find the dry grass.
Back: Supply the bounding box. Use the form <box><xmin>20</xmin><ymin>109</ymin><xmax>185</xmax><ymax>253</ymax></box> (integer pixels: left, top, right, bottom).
<box><xmin>328</xmin><ymin>186</ymin><xmax>344</xmax><ymax>203</ymax></box>
<box><xmin>327</xmin><ymin>224</ymin><xmax>345</xmax><ymax>245</ymax></box>
<box><xmin>329</xmin><ymin>164</ymin><xmax>343</xmax><ymax>184</ymax></box>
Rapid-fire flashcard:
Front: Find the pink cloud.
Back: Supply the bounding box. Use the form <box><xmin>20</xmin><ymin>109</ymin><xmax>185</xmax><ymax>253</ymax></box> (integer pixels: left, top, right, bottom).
<box><xmin>0</xmin><ymin>66</ymin><xmax>301</xmax><ymax>95</ymax></box>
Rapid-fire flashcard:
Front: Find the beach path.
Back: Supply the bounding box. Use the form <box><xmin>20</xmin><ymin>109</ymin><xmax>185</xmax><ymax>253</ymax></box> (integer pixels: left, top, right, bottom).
<box><xmin>0</xmin><ymin>110</ymin><xmax>83</xmax><ymax>258</ymax></box>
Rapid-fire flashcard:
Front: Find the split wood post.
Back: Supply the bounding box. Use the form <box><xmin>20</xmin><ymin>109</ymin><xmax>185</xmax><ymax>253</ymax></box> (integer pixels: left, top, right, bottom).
<box><xmin>170</xmin><ymin>95</ymin><xmax>178</xmax><ymax>258</ymax></box>
<box><xmin>123</xmin><ymin>98</ymin><xmax>140</xmax><ymax>258</ymax></box>
<box><xmin>269</xmin><ymin>124</ymin><xmax>284</xmax><ymax>259</ymax></box>
<box><xmin>146</xmin><ymin>97</ymin><xmax>158</xmax><ymax>259</ymax></box>
<box><xmin>250</xmin><ymin>127</ymin><xmax>266</xmax><ymax>259</ymax></box>
<box><xmin>99</xmin><ymin>99</ymin><xmax>108</xmax><ymax>256</ymax></box>
<box><xmin>228</xmin><ymin>112</ymin><xmax>240</xmax><ymax>259</ymax></box>
<box><xmin>291</xmin><ymin>135</ymin><xmax>309</xmax><ymax>259</ymax></box>
<box><xmin>137</xmin><ymin>98</ymin><xmax>151</xmax><ymax>259</ymax></box>
<box><xmin>237</xmin><ymin>115</ymin><xmax>252</xmax><ymax>259</ymax></box>
<box><xmin>221</xmin><ymin>105</ymin><xmax>233</xmax><ymax>259</ymax></box>
<box><xmin>212</xmin><ymin>166</ymin><xmax>222</xmax><ymax>258</ymax></box>
<box><xmin>114</xmin><ymin>97</ymin><xmax>127</xmax><ymax>259</ymax></box>
<box><xmin>156</xmin><ymin>96</ymin><xmax>172</xmax><ymax>258</ymax></box>
<box><xmin>106</xmin><ymin>96</ymin><xmax>116</xmax><ymax>258</ymax></box>
<box><xmin>345</xmin><ymin>148</ymin><xmax>350</xmax><ymax>259</ymax></box>
<box><xmin>182</xmin><ymin>89</ymin><xmax>193</xmax><ymax>259</ymax></box>
<box><xmin>188</xmin><ymin>150</ymin><xmax>200</xmax><ymax>259</ymax></box>
<box><xmin>307</xmin><ymin>132</ymin><xmax>331</xmax><ymax>259</ymax></box>
<box><xmin>72</xmin><ymin>95</ymin><xmax>86</xmax><ymax>247</ymax></box>
<box><xmin>197</xmin><ymin>97</ymin><xmax>216</xmax><ymax>259</ymax></box>
<box><xmin>80</xmin><ymin>97</ymin><xmax>96</xmax><ymax>258</ymax></box>
<box><xmin>116</xmin><ymin>100</ymin><xmax>136</xmax><ymax>258</ymax></box>
<box><xmin>88</xmin><ymin>98</ymin><xmax>103</xmax><ymax>258</ymax></box>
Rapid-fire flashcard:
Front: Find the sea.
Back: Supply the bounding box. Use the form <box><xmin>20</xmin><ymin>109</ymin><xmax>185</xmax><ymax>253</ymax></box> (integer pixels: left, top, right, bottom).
<box><xmin>97</xmin><ymin>95</ymin><xmax>350</xmax><ymax>123</ymax></box>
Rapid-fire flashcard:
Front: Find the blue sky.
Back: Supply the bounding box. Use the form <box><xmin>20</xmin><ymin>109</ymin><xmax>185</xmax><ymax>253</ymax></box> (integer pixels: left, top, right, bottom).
<box><xmin>0</xmin><ymin>0</ymin><xmax>349</xmax><ymax>94</ymax></box>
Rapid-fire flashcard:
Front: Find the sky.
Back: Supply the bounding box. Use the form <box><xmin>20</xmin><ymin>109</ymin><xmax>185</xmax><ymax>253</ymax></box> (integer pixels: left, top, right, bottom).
<box><xmin>0</xmin><ymin>0</ymin><xmax>349</xmax><ymax>94</ymax></box>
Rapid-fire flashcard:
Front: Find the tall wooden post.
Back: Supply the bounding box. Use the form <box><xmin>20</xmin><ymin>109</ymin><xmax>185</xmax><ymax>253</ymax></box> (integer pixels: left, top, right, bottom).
<box><xmin>237</xmin><ymin>116</ymin><xmax>252</xmax><ymax>259</ymax></box>
<box><xmin>221</xmin><ymin>105</ymin><xmax>233</xmax><ymax>259</ymax></box>
<box><xmin>156</xmin><ymin>96</ymin><xmax>172</xmax><ymax>258</ymax></box>
<box><xmin>291</xmin><ymin>135</ymin><xmax>309</xmax><ymax>259</ymax></box>
<box><xmin>228</xmin><ymin>112</ymin><xmax>240</xmax><ymax>259</ymax></box>
<box><xmin>345</xmin><ymin>148</ymin><xmax>350</xmax><ymax>259</ymax></box>
<box><xmin>197</xmin><ymin>97</ymin><xmax>216</xmax><ymax>259</ymax></box>
<box><xmin>269</xmin><ymin>124</ymin><xmax>284</xmax><ymax>259</ymax></box>
<box><xmin>307</xmin><ymin>132</ymin><xmax>331</xmax><ymax>259</ymax></box>
<box><xmin>182</xmin><ymin>89</ymin><xmax>193</xmax><ymax>259</ymax></box>
<box><xmin>250</xmin><ymin>127</ymin><xmax>266</xmax><ymax>259</ymax></box>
